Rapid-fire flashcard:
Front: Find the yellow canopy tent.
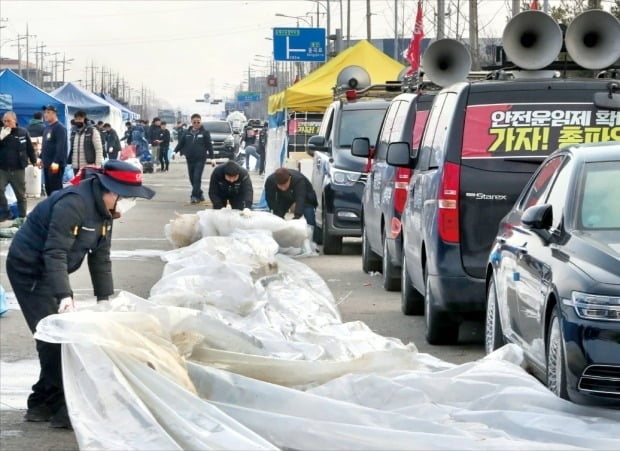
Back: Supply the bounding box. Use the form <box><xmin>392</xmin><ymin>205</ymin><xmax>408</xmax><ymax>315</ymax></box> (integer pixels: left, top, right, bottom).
<box><xmin>268</xmin><ymin>40</ymin><xmax>405</xmax><ymax>114</ymax></box>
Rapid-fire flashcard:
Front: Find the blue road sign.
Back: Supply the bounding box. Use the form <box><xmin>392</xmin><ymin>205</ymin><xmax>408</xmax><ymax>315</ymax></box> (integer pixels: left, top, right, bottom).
<box><xmin>237</xmin><ymin>92</ymin><xmax>261</xmax><ymax>102</ymax></box>
<box><xmin>273</xmin><ymin>27</ymin><xmax>326</xmax><ymax>62</ymax></box>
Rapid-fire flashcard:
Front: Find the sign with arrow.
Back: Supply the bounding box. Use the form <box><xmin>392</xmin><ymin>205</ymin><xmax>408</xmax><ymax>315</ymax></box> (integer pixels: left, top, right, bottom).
<box><xmin>273</xmin><ymin>27</ymin><xmax>326</xmax><ymax>62</ymax></box>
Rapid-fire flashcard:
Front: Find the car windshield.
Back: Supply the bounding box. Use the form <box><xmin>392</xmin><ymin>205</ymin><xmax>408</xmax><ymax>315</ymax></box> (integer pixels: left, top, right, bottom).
<box><xmin>578</xmin><ymin>161</ymin><xmax>620</xmax><ymax>230</ymax></box>
<box><xmin>338</xmin><ymin>109</ymin><xmax>386</xmax><ymax>148</ymax></box>
<box><xmin>204</xmin><ymin>122</ymin><xmax>231</xmax><ymax>133</ymax></box>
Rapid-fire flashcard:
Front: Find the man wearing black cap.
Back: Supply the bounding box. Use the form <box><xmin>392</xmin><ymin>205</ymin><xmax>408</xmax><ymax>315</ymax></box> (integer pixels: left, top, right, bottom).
<box><xmin>40</xmin><ymin>105</ymin><xmax>68</xmax><ymax>195</ymax></box>
<box><xmin>208</xmin><ymin>160</ymin><xmax>253</xmax><ymax>210</ymax></box>
<box><xmin>5</xmin><ymin>159</ymin><xmax>155</xmax><ymax>429</ymax></box>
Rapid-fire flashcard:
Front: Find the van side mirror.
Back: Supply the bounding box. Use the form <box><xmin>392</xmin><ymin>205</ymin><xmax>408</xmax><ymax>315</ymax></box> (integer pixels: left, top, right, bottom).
<box><xmin>386</xmin><ymin>142</ymin><xmax>414</xmax><ymax>167</ymax></box>
<box><xmin>351</xmin><ymin>138</ymin><xmax>370</xmax><ymax>157</ymax></box>
<box><xmin>307</xmin><ymin>135</ymin><xmax>326</xmax><ymax>156</ymax></box>
<box><xmin>522</xmin><ymin>204</ymin><xmax>552</xmax><ymax>230</ymax></box>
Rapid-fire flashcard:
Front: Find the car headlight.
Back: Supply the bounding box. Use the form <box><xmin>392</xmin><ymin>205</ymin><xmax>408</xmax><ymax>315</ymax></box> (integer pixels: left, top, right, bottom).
<box><xmin>568</xmin><ymin>291</ymin><xmax>620</xmax><ymax>321</ymax></box>
<box><xmin>331</xmin><ymin>169</ymin><xmax>361</xmax><ymax>186</ymax></box>
<box><xmin>224</xmin><ymin>136</ymin><xmax>234</xmax><ymax>144</ymax></box>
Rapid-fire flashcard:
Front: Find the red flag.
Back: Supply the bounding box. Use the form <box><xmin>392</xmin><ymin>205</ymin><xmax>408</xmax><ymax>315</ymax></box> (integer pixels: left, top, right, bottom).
<box><xmin>406</xmin><ymin>1</ymin><xmax>424</xmax><ymax>75</ymax></box>
<box><xmin>530</xmin><ymin>0</ymin><xmax>540</xmax><ymax>10</ymax></box>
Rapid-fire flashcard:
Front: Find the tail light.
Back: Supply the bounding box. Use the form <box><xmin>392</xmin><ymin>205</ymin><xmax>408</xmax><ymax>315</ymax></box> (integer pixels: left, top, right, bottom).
<box><xmin>393</xmin><ymin>168</ymin><xmax>411</xmax><ymax>214</ymax></box>
<box><xmin>438</xmin><ymin>162</ymin><xmax>460</xmax><ymax>243</ymax></box>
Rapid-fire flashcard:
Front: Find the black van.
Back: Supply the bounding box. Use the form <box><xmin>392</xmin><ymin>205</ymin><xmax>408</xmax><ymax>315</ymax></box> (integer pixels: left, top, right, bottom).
<box><xmin>351</xmin><ymin>92</ymin><xmax>434</xmax><ymax>290</ymax></box>
<box><xmin>388</xmin><ymin>78</ymin><xmax>620</xmax><ymax>344</ymax></box>
<box><xmin>308</xmin><ymin>98</ymin><xmax>390</xmax><ymax>254</ymax></box>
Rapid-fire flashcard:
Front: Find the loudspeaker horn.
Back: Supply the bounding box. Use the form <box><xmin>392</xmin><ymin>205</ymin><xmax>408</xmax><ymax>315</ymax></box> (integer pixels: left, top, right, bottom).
<box><xmin>336</xmin><ymin>65</ymin><xmax>371</xmax><ymax>90</ymax></box>
<box><xmin>502</xmin><ymin>10</ymin><xmax>563</xmax><ymax>70</ymax></box>
<box><xmin>421</xmin><ymin>39</ymin><xmax>472</xmax><ymax>87</ymax></box>
<box><xmin>565</xmin><ymin>9</ymin><xmax>620</xmax><ymax>70</ymax></box>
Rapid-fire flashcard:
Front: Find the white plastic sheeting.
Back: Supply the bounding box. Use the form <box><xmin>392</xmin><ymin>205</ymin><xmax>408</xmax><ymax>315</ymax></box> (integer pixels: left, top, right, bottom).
<box><xmin>33</xmin><ymin>214</ymin><xmax>620</xmax><ymax>450</ymax></box>
<box><xmin>165</xmin><ymin>208</ymin><xmax>315</xmax><ymax>256</ymax></box>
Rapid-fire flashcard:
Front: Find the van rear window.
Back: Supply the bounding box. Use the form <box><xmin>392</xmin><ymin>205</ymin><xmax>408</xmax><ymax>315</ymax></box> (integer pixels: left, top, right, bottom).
<box><xmin>462</xmin><ymin>103</ymin><xmax>620</xmax><ymax>159</ymax></box>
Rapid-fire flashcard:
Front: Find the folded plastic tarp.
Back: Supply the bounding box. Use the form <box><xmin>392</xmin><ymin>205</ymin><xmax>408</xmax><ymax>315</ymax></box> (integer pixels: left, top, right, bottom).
<box><xmin>34</xmin><ymin>215</ymin><xmax>620</xmax><ymax>450</ymax></box>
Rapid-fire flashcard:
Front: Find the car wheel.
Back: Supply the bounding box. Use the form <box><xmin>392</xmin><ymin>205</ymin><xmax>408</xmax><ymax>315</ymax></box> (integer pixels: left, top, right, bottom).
<box><xmin>362</xmin><ymin>225</ymin><xmax>381</xmax><ymax>273</ymax></box>
<box><xmin>401</xmin><ymin>254</ymin><xmax>424</xmax><ymax>315</ymax></box>
<box><xmin>424</xmin><ymin>265</ymin><xmax>459</xmax><ymax>345</ymax></box>
<box><xmin>547</xmin><ymin>307</ymin><xmax>569</xmax><ymax>399</ymax></box>
<box><xmin>382</xmin><ymin>232</ymin><xmax>400</xmax><ymax>291</ymax></box>
<box><xmin>322</xmin><ymin>209</ymin><xmax>342</xmax><ymax>255</ymax></box>
<box><xmin>485</xmin><ymin>276</ymin><xmax>505</xmax><ymax>354</ymax></box>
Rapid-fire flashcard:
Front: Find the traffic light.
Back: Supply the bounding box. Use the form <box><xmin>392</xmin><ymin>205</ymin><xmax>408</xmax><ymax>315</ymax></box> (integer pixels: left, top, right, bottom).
<box><xmin>328</xmin><ymin>28</ymin><xmax>343</xmax><ymax>57</ymax></box>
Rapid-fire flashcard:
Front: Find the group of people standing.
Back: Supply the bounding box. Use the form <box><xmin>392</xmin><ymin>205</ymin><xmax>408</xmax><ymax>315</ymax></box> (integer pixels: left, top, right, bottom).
<box><xmin>120</xmin><ymin>117</ymin><xmax>171</xmax><ymax>172</ymax></box>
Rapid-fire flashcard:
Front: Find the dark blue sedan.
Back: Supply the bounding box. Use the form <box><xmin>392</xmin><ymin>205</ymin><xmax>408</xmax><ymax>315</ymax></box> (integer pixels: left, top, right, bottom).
<box><xmin>486</xmin><ymin>141</ymin><xmax>620</xmax><ymax>407</ymax></box>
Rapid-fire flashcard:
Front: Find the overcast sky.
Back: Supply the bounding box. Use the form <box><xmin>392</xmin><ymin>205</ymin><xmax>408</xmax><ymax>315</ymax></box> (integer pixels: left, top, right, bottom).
<box><xmin>1</xmin><ymin>0</ymin><xmax>517</xmax><ymax>112</ymax></box>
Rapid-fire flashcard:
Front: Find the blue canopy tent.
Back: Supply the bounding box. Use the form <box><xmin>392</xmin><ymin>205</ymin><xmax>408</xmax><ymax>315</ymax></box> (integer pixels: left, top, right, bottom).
<box><xmin>98</xmin><ymin>92</ymin><xmax>140</xmax><ymax>121</ymax></box>
<box><xmin>51</xmin><ymin>82</ymin><xmax>124</xmax><ymax>135</ymax></box>
<box><xmin>0</xmin><ymin>69</ymin><xmax>68</xmax><ymax>127</ymax></box>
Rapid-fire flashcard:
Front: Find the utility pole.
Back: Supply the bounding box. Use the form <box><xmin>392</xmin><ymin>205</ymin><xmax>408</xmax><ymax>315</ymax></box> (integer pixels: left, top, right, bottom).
<box><xmin>85</xmin><ymin>61</ymin><xmax>96</xmax><ymax>90</ymax></box>
<box><xmin>99</xmin><ymin>66</ymin><xmax>107</xmax><ymax>93</ymax></box>
<box><xmin>339</xmin><ymin>0</ymin><xmax>343</xmax><ymax>38</ymax></box>
<box><xmin>34</xmin><ymin>43</ymin><xmax>46</xmax><ymax>87</ymax></box>
<box><xmin>437</xmin><ymin>0</ymin><xmax>445</xmax><ymax>39</ymax></box>
<box><xmin>61</xmin><ymin>54</ymin><xmax>73</xmax><ymax>83</ymax></box>
<box><xmin>346</xmin><ymin>0</ymin><xmax>351</xmax><ymax>48</ymax></box>
<box><xmin>394</xmin><ymin>0</ymin><xmax>398</xmax><ymax>59</ymax></box>
<box><xmin>25</xmin><ymin>24</ymin><xmax>35</xmax><ymax>82</ymax></box>
<box><xmin>469</xmin><ymin>0</ymin><xmax>480</xmax><ymax>70</ymax></box>
<box><xmin>366</xmin><ymin>0</ymin><xmax>371</xmax><ymax>40</ymax></box>
<box><xmin>53</xmin><ymin>53</ymin><xmax>59</xmax><ymax>87</ymax></box>
<box><xmin>91</xmin><ymin>62</ymin><xmax>96</xmax><ymax>91</ymax></box>
<box><xmin>18</xmin><ymin>25</ymin><xmax>35</xmax><ymax>81</ymax></box>
<box><xmin>326</xmin><ymin>0</ymin><xmax>331</xmax><ymax>42</ymax></box>
<box><xmin>512</xmin><ymin>0</ymin><xmax>520</xmax><ymax>17</ymax></box>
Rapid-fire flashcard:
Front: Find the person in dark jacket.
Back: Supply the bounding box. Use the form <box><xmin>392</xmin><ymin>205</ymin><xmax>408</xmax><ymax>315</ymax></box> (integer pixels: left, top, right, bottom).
<box><xmin>265</xmin><ymin>167</ymin><xmax>317</xmax><ymax>224</ymax></box>
<box><xmin>208</xmin><ymin>160</ymin><xmax>253</xmax><ymax>210</ymax></box>
<box><xmin>40</xmin><ymin>105</ymin><xmax>68</xmax><ymax>196</ymax></box>
<box><xmin>5</xmin><ymin>159</ymin><xmax>155</xmax><ymax>429</ymax></box>
<box><xmin>257</xmin><ymin>121</ymin><xmax>268</xmax><ymax>175</ymax></box>
<box><xmin>102</xmin><ymin>123</ymin><xmax>121</xmax><ymax>160</ymax></box>
<box><xmin>27</xmin><ymin>111</ymin><xmax>46</xmax><ymax>138</ymax></box>
<box><xmin>174</xmin><ymin>113</ymin><xmax>213</xmax><ymax>203</ymax></box>
<box><xmin>159</xmin><ymin>121</ymin><xmax>171</xmax><ymax>172</ymax></box>
<box><xmin>120</xmin><ymin>121</ymin><xmax>133</xmax><ymax>145</ymax></box>
<box><xmin>148</xmin><ymin>118</ymin><xmax>162</xmax><ymax>165</ymax></box>
<box><xmin>0</xmin><ymin>111</ymin><xmax>38</xmax><ymax>221</ymax></box>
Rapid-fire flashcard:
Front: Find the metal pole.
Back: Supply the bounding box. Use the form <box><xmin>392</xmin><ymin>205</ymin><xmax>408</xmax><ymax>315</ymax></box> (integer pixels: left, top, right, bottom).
<box><xmin>25</xmin><ymin>24</ymin><xmax>30</xmax><ymax>81</ymax></box>
<box><xmin>316</xmin><ymin>1</ymin><xmax>320</xmax><ymax>28</ymax></box>
<box><xmin>469</xmin><ymin>0</ymin><xmax>480</xmax><ymax>70</ymax></box>
<box><xmin>512</xmin><ymin>0</ymin><xmax>520</xmax><ymax>17</ymax></box>
<box><xmin>326</xmin><ymin>0</ymin><xmax>331</xmax><ymax>41</ymax></box>
<box><xmin>366</xmin><ymin>0</ymin><xmax>371</xmax><ymax>40</ymax></box>
<box><xmin>394</xmin><ymin>0</ymin><xmax>398</xmax><ymax>59</ymax></box>
<box><xmin>346</xmin><ymin>0</ymin><xmax>351</xmax><ymax>47</ymax></box>
<box><xmin>437</xmin><ymin>0</ymin><xmax>445</xmax><ymax>39</ymax></box>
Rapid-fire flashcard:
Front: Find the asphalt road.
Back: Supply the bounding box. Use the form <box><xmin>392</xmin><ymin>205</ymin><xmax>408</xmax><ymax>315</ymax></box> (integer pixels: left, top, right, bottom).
<box><xmin>0</xmin><ymin>157</ymin><xmax>484</xmax><ymax>450</ymax></box>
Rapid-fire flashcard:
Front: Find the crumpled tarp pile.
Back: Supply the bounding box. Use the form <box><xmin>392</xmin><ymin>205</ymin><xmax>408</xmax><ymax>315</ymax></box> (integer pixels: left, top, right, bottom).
<box><xmin>34</xmin><ymin>211</ymin><xmax>620</xmax><ymax>450</ymax></box>
<box><xmin>165</xmin><ymin>208</ymin><xmax>316</xmax><ymax>255</ymax></box>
